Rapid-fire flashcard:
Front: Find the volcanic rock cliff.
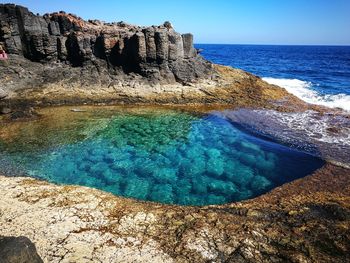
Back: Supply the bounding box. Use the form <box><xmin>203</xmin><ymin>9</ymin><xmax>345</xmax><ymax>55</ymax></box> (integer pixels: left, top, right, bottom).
<box><xmin>0</xmin><ymin>3</ymin><xmax>212</xmax><ymax>84</ymax></box>
<box><xmin>1</xmin><ymin>4</ymin><xmax>312</xmax><ymax>111</ymax></box>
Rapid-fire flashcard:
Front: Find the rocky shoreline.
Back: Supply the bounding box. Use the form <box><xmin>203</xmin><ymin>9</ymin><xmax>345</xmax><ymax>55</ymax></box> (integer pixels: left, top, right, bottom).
<box><xmin>1</xmin><ymin>3</ymin><xmax>311</xmax><ymax>114</ymax></box>
<box><xmin>1</xmin><ymin>3</ymin><xmax>350</xmax><ymax>263</ymax></box>
<box><xmin>0</xmin><ymin>163</ymin><xmax>349</xmax><ymax>262</ymax></box>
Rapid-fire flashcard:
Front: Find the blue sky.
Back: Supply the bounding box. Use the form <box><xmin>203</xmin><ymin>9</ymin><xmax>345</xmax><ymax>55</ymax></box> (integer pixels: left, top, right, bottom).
<box><xmin>1</xmin><ymin>0</ymin><xmax>350</xmax><ymax>45</ymax></box>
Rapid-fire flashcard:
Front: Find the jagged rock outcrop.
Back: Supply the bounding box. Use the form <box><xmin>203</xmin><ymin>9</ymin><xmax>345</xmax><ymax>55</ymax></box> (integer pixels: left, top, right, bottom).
<box><xmin>0</xmin><ymin>3</ymin><xmax>212</xmax><ymax>84</ymax></box>
<box><xmin>1</xmin><ymin>4</ymin><xmax>314</xmax><ymax>112</ymax></box>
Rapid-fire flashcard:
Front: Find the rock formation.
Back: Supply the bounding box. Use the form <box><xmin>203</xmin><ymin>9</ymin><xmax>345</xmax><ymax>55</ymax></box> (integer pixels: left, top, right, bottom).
<box><xmin>0</xmin><ymin>236</ymin><xmax>43</xmax><ymax>263</ymax></box>
<box><xmin>0</xmin><ymin>3</ymin><xmax>212</xmax><ymax>85</ymax></box>
<box><xmin>0</xmin><ymin>4</ymin><xmax>349</xmax><ymax>263</ymax></box>
<box><xmin>0</xmin><ymin>3</ymin><xmax>314</xmax><ymax>113</ymax></box>
<box><xmin>0</xmin><ymin>164</ymin><xmax>349</xmax><ymax>262</ymax></box>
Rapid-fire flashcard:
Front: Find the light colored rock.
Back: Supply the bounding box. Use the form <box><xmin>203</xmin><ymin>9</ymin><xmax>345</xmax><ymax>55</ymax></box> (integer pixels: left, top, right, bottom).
<box><xmin>0</xmin><ymin>88</ymin><xmax>8</xmax><ymax>99</ymax></box>
<box><xmin>0</xmin><ymin>163</ymin><xmax>348</xmax><ymax>263</ymax></box>
<box><xmin>0</xmin><ymin>176</ymin><xmax>172</xmax><ymax>262</ymax></box>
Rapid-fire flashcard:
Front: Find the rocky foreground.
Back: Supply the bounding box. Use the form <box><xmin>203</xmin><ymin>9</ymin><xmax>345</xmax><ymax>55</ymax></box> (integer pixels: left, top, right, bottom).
<box><xmin>0</xmin><ymin>4</ymin><xmax>350</xmax><ymax>263</ymax></box>
<box><xmin>0</xmin><ymin>164</ymin><xmax>349</xmax><ymax>262</ymax></box>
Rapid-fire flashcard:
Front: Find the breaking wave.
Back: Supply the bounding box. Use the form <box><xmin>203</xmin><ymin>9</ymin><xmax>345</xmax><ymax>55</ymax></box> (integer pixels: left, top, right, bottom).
<box><xmin>262</xmin><ymin>77</ymin><xmax>350</xmax><ymax>111</ymax></box>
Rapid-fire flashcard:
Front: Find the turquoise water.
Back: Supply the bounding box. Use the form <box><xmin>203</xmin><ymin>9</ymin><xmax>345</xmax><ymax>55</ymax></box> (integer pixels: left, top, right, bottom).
<box><xmin>0</xmin><ymin>107</ymin><xmax>324</xmax><ymax>205</ymax></box>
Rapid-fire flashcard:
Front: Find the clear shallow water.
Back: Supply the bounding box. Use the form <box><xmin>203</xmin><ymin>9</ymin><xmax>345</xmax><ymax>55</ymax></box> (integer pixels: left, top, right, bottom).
<box><xmin>0</xmin><ymin>107</ymin><xmax>324</xmax><ymax>205</ymax></box>
<box><xmin>196</xmin><ymin>44</ymin><xmax>350</xmax><ymax>111</ymax></box>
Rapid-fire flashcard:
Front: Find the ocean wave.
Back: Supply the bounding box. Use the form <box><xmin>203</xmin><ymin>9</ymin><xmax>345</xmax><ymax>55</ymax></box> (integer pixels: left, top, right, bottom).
<box><xmin>262</xmin><ymin>77</ymin><xmax>350</xmax><ymax>111</ymax></box>
<box><xmin>222</xmin><ymin>108</ymin><xmax>350</xmax><ymax>165</ymax></box>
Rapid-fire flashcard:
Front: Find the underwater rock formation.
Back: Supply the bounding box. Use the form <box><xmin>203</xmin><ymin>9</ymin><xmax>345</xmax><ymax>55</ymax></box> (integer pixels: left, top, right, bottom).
<box><xmin>0</xmin><ymin>164</ymin><xmax>349</xmax><ymax>262</ymax></box>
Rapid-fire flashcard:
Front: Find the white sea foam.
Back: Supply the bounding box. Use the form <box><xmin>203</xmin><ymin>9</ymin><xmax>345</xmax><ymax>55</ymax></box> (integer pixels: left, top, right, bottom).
<box><xmin>222</xmin><ymin>108</ymin><xmax>350</xmax><ymax>165</ymax></box>
<box><xmin>262</xmin><ymin>77</ymin><xmax>350</xmax><ymax>111</ymax></box>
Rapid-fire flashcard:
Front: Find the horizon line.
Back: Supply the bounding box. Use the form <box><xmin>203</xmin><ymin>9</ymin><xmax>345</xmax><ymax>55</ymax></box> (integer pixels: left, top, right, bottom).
<box><xmin>195</xmin><ymin>43</ymin><xmax>350</xmax><ymax>47</ymax></box>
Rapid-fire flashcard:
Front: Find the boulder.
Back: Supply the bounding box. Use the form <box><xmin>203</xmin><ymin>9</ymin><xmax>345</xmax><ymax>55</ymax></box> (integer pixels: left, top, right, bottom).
<box><xmin>163</xmin><ymin>21</ymin><xmax>173</xmax><ymax>29</ymax></box>
<box><xmin>0</xmin><ymin>88</ymin><xmax>8</xmax><ymax>99</ymax></box>
<box><xmin>0</xmin><ymin>236</ymin><xmax>43</xmax><ymax>263</ymax></box>
<box><xmin>0</xmin><ymin>107</ymin><xmax>11</xmax><ymax>114</ymax></box>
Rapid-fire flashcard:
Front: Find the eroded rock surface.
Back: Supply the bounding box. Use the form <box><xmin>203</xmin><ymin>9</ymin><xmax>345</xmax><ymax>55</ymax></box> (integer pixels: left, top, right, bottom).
<box><xmin>0</xmin><ymin>4</ymin><xmax>309</xmax><ymax>112</ymax></box>
<box><xmin>0</xmin><ymin>164</ymin><xmax>349</xmax><ymax>262</ymax></box>
<box><xmin>0</xmin><ymin>3</ymin><xmax>212</xmax><ymax>87</ymax></box>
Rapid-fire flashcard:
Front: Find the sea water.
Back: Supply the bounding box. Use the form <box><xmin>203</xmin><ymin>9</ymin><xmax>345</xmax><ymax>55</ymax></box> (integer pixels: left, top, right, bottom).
<box><xmin>197</xmin><ymin>44</ymin><xmax>350</xmax><ymax>111</ymax></box>
<box><xmin>0</xmin><ymin>107</ymin><xmax>324</xmax><ymax>205</ymax></box>
<box><xmin>197</xmin><ymin>44</ymin><xmax>350</xmax><ymax>165</ymax></box>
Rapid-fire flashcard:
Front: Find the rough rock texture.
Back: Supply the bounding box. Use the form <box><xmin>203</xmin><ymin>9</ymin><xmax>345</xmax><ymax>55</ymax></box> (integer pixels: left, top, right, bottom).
<box><xmin>1</xmin><ymin>4</ymin><xmax>349</xmax><ymax>263</ymax></box>
<box><xmin>0</xmin><ymin>3</ymin><xmax>311</xmax><ymax>114</ymax></box>
<box><xmin>1</xmin><ymin>3</ymin><xmax>328</xmax><ymax>121</ymax></box>
<box><xmin>0</xmin><ymin>236</ymin><xmax>43</xmax><ymax>263</ymax></box>
<box><xmin>0</xmin><ymin>88</ymin><xmax>7</xmax><ymax>99</ymax></box>
<box><xmin>0</xmin><ymin>57</ymin><xmax>308</xmax><ymax>110</ymax></box>
<box><xmin>0</xmin><ymin>164</ymin><xmax>349</xmax><ymax>262</ymax></box>
<box><xmin>0</xmin><ymin>3</ymin><xmax>213</xmax><ymax>88</ymax></box>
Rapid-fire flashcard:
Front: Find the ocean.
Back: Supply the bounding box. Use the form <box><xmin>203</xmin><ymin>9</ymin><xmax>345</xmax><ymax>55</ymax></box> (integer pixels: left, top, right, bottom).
<box><xmin>196</xmin><ymin>44</ymin><xmax>350</xmax><ymax>111</ymax></box>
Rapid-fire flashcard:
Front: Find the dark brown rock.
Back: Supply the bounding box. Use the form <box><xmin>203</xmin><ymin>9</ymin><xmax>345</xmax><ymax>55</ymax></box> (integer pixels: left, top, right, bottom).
<box><xmin>182</xmin><ymin>33</ymin><xmax>197</xmax><ymax>58</ymax></box>
<box><xmin>0</xmin><ymin>3</ymin><xmax>213</xmax><ymax>87</ymax></box>
<box><xmin>0</xmin><ymin>107</ymin><xmax>11</xmax><ymax>114</ymax></box>
<box><xmin>168</xmin><ymin>30</ymin><xmax>184</xmax><ymax>61</ymax></box>
<box><xmin>132</xmin><ymin>32</ymin><xmax>146</xmax><ymax>62</ymax></box>
<box><xmin>155</xmin><ymin>29</ymin><xmax>169</xmax><ymax>62</ymax></box>
<box><xmin>143</xmin><ymin>27</ymin><xmax>157</xmax><ymax>62</ymax></box>
<box><xmin>0</xmin><ymin>236</ymin><xmax>43</xmax><ymax>263</ymax></box>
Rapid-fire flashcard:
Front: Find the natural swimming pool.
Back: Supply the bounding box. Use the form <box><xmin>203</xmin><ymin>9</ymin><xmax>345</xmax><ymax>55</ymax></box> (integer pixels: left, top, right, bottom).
<box><xmin>0</xmin><ymin>106</ymin><xmax>324</xmax><ymax>205</ymax></box>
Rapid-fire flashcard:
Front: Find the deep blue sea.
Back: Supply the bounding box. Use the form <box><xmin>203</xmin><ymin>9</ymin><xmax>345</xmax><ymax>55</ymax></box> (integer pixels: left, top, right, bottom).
<box><xmin>196</xmin><ymin>44</ymin><xmax>350</xmax><ymax>111</ymax></box>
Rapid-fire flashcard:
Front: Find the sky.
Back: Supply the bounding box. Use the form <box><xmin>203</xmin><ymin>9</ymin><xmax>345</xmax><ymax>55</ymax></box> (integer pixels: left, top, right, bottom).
<box><xmin>1</xmin><ymin>0</ymin><xmax>350</xmax><ymax>45</ymax></box>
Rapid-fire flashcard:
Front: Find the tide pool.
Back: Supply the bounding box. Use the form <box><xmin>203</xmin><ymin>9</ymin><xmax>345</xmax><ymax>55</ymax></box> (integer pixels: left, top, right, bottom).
<box><xmin>0</xmin><ymin>106</ymin><xmax>324</xmax><ymax>205</ymax></box>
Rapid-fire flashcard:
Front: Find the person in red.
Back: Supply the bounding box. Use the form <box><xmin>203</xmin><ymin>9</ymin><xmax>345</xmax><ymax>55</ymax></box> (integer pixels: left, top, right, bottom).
<box><xmin>0</xmin><ymin>45</ymin><xmax>8</xmax><ymax>60</ymax></box>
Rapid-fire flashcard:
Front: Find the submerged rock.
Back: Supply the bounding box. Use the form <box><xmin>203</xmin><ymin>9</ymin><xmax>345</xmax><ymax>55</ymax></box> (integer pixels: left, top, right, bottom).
<box><xmin>208</xmin><ymin>178</ymin><xmax>238</xmax><ymax>196</ymax></box>
<box><xmin>1</xmin><ymin>164</ymin><xmax>348</xmax><ymax>262</ymax></box>
<box><xmin>8</xmin><ymin>107</ymin><xmax>39</xmax><ymax>120</ymax></box>
<box><xmin>151</xmin><ymin>167</ymin><xmax>178</xmax><ymax>184</ymax></box>
<box><xmin>250</xmin><ymin>175</ymin><xmax>272</xmax><ymax>194</ymax></box>
<box><xmin>206</xmin><ymin>157</ymin><xmax>225</xmax><ymax>177</ymax></box>
<box><xmin>150</xmin><ymin>184</ymin><xmax>174</xmax><ymax>203</ymax></box>
<box><xmin>124</xmin><ymin>177</ymin><xmax>150</xmax><ymax>200</ymax></box>
<box><xmin>225</xmin><ymin>163</ymin><xmax>255</xmax><ymax>187</ymax></box>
